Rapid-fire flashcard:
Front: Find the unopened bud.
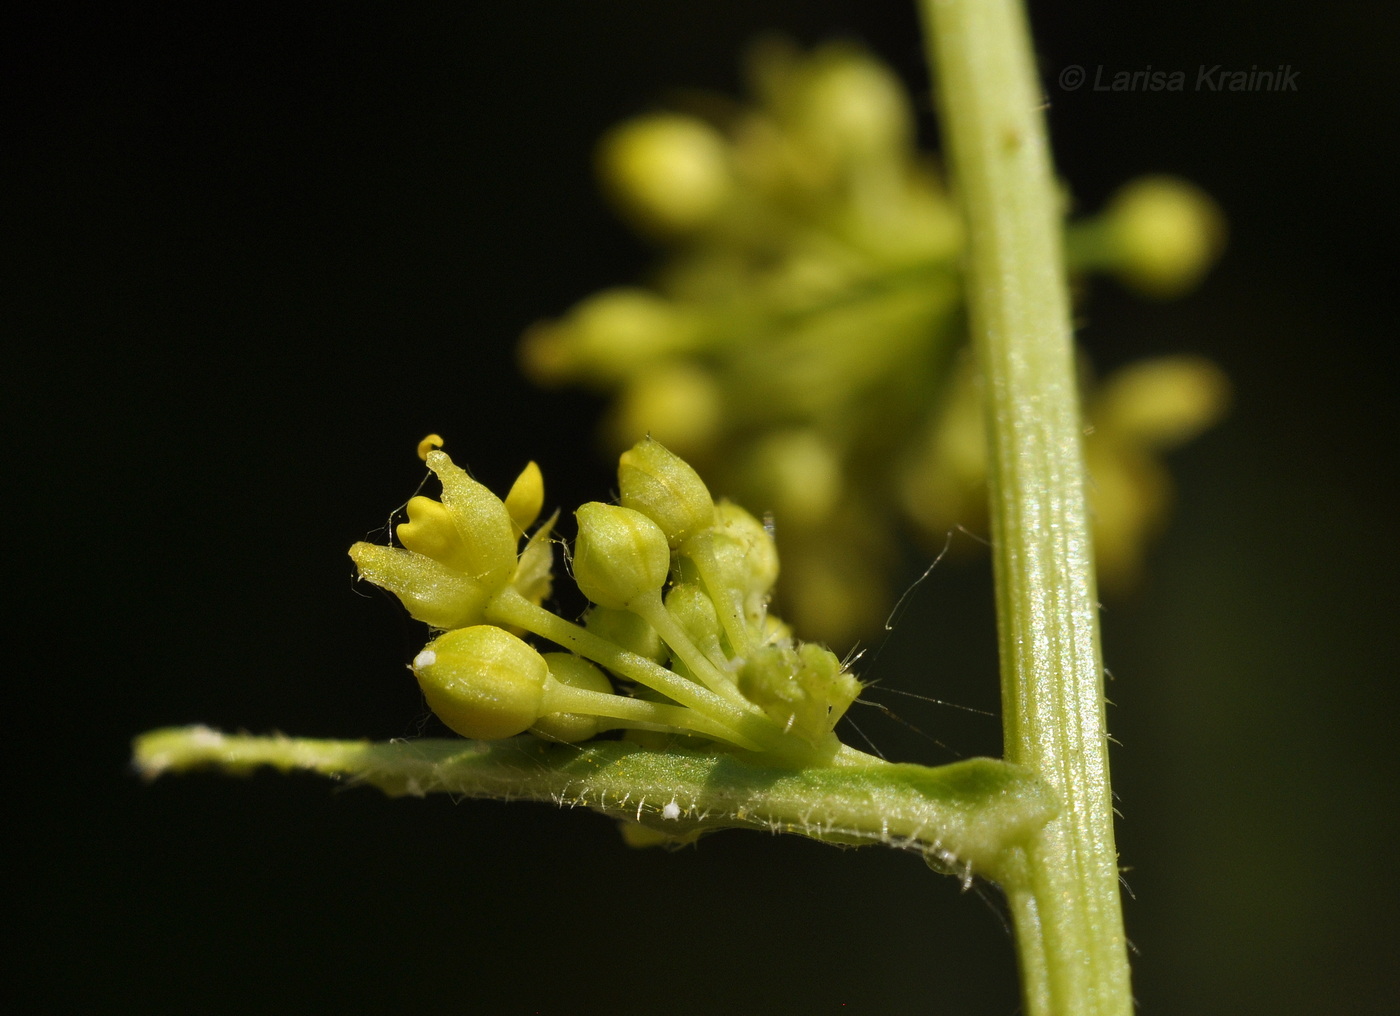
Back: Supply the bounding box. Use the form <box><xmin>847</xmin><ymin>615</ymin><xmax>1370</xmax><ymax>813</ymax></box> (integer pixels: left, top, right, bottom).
<box><xmin>599</xmin><ymin>114</ymin><xmax>733</xmax><ymax>235</ymax></box>
<box><xmin>573</xmin><ymin>502</ymin><xmax>671</xmax><ymax>609</ymax></box>
<box><xmin>1093</xmin><ymin>356</ymin><xmax>1230</xmax><ymax>450</ymax></box>
<box><xmin>618</xmin><ymin>437</ymin><xmax>716</xmax><ymax>548</ymax></box>
<box><xmin>1104</xmin><ymin>176</ymin><xmax>1225</xmax><ymax>298</ymax></box>
<box><xmin>792</xmin><ymin>46</ymin><xmax>912</xmax><ymax>164</ymax></box>
<box><xmin>520</xmin><ymin>288</ymin><xmax>695</xmax><ymax>387</ymax></box>
<box><xmin>709</xmin><ymin>501</ymin><xmax>779</xmax><ymax>597</ymax></box>
<box><xmin>412</xmin><ymin>626</ymin><xmax>548</xmax><ymax>740</ymax></box>
<box><xmin>531</xmin><ymin>653</ymin><xmax>615</xmax><ymax>743</ymax></box>
<box><xmin>584</xmin><ymin>606</ymin><xmax>667</xmax><ymax>663</ymax></box>
<box><xmin>665</xmin><ymin>583</ymin><xmax>724</xmax><ymax>657</ymax></box>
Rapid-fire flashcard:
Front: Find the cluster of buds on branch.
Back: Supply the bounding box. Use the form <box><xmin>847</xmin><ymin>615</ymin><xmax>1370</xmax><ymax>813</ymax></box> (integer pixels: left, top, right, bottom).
<box><xmin>350</xmin><ymin>437</ymin><xmax>867</xmax><ymax>768</ymax></box>
<box><xmin>520</xmin><ymin>40</ymin><xmax>1229</xmax><ymax>646</ymax></box>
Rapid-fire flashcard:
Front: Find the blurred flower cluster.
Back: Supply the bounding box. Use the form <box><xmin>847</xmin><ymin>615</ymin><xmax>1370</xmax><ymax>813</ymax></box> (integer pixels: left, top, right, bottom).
<box><xmin>350</xmin><ymin>438</ymin><xmax>863</xmax><ymax>766</ymax></box>
<box><xmin>521</xmin><ymin>40</ymin><xmax>1228</xmax><ymax>647</ymax></box>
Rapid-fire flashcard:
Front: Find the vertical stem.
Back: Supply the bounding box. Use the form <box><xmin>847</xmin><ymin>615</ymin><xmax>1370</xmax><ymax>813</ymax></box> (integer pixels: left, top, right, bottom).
<box><xmin>917</xmin><ymin>1</ymin><xmax>1132</xmax><ymax>1013</ymax></box>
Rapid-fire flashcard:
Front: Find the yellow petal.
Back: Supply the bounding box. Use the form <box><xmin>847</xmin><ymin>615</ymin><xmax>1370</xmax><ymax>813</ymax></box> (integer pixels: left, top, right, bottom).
<box><xmin>504</xmin><ymin>461</ymin><xmax>544</xmax><ymax>536</ymax></box>
<box><xmin>424</xmin><ymin>450</ymin><xmax>517</xmax><ymax>588</ymax></box>
<box><xmin>349</xmin><ymin>542</ymin><xmax>494</xmax><ymax>630</ymax></box>
<box><xmin>397</xmin><ymin>496</ymin><xmax>472</xmax><ymax>573</ymax></box>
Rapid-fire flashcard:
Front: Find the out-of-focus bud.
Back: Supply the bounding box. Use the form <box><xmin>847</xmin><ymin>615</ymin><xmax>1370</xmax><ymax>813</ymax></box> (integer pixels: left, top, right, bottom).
<box><xmin>1102</xmin><ymin>176</ymin><xmax>1226</xmax><ymax>298</ymax></box>
<box><xmin>607</xmin><ymin>363</ymin><xmax>722</xmax><ymax>459</ymax></box>
<box><xmin>412</xmin><ymin>626</ymin><xmax>549</xmax><ymax>740</ymax></box>
<box><xmin>573</xmin><ymin>502</ymin><xmax>672</xmax><ymax>609</ymax></box>
<box><xmin>520</xmin><ymin>288</ymin><xmax>696</xmax><ymax>387</ymax></box>
<box><xmin>618</xmin><ymin>437</ymin><xmax>716</xmax><ymax>548</ymax></box>
<box><xmin>791</xmin><ymin>46</ymin><xmax>912</xmax><ymax>165</ymax></box>
<box><xmin>1084</xmin><ymin>355</ymin><xmax>1230</xmax><ymax>591</ymax></box>
<box><xmin>598</xmin><ymin>114</ymin><xmax>733</xmax><ymax>235</ymax></box>
<box><xmin>1092</xmin><ymin>355</ymin><xmax>1230</xmax><ymax>450</ymax></box>
<box><xmin>531</xmin><ymin>653</ymin><xmax>615</xmax><ymax>743</ymax></box>
<box><xmin>741</xmin><ymin>429</ymin><xmax>842</xmax><ymax>529</ymax></box>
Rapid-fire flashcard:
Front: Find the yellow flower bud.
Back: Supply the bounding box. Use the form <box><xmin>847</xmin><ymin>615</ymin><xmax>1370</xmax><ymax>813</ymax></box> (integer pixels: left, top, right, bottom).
<box><xmin>530</xmin><ymin>653</ymin><xmax>615</xmax><ymax>744</ymax></box>
<box><xmin>572</xmin><ymin>502</ymin><xmax>671</xmax><ymax>610</ymax></box>
<box><xmin>412</xmin><ymin>626</ymin><xmax>548</xmax><ymax>740</ymax></box>
<box><xmin>1092</xmin><ymin>356</ymin><xmax>1230</xmax><ymax>450</ymax></box>
<box><xmin>618</xmin><ymin>437</ymin><xmax>716</xmax><ymax>549</ymax></box>
<box><xmin>790</xmin><ymin>45</ymin><xmax>912</xmax><ymax>166</ymax></box>
<box><xmin>598</xmin><ymin>114</ymin><xmax>733</xmax><ymax>235</ymax></box>
<box><xmin>520</xmin><ymin>288</ymin><xmax>696</xmax><ymax>387</ymax></box>
<box><xmin>1103</xmin><ymin>176</ymin><xmax>1226</xmax><ymax>299</ymax></box>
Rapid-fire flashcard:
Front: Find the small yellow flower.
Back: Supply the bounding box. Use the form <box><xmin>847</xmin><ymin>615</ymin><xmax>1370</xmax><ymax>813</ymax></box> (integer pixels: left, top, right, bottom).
<box><xmin>349</xmin><ymin>448</ymin><xmax>553</xmax><ymax>630</ymax></box>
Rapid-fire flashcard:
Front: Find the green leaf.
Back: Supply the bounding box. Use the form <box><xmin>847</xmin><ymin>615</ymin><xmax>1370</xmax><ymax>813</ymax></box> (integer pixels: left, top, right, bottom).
<box><xmin>134</xmin><ymin>727</ymin><xmax>1055</xmax><ymax>884</ymax></box>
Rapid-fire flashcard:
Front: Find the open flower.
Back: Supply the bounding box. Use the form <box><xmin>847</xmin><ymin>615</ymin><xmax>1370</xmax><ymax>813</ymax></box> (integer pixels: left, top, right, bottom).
<box><xmin>349</xmin><ymin>449</ymin><xmax>553</xmax><ymax>630</ymax></box>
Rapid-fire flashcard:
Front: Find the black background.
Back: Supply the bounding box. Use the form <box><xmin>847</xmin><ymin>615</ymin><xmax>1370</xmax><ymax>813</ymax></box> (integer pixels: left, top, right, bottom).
<box><xmin>11</xmin><ymin>2</ymin><xmax>1397</xmax><ymax>1013</ymax></box>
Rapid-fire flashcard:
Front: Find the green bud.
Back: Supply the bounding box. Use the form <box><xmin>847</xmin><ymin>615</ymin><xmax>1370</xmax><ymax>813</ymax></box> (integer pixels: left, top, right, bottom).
<box><xmin>412</xmin><ymin>626</ymin><xmax>548</xmax><ymax>740</ymax></box>
<box><xmin>665</xmin><ymin>583</ymin><xmax>725</xmax><ymax>660</ymax></box>
<box><xmin>573</xmin><ymin>502</ymin><xmax>671</xmax><ymax>610</ymax></box>
<box><xmin>709</xmin><ymin>501</ymin><xmax>779</xmax><ymax>598</ymax></box>
<box><xmin>598</xmin><ymin>114</ymin><xmax>733</xmax><ymax>235</ymax></box>
<box><xmin>531</xmin><ymin>653</ymin><xmax>614</xmax><ymax>743</ymax></box>
<box><xmin>584</xmin><ymin>606</ymin><xmax>667</xmax><ymax>664</ymax></box>
<box><xmin>618</xmin><ymin>437</ymin><xmax>716</xmax><ymax>549</ymax></box>
<box><xmin>737</xmin><ymin>642</ymin><xmax>861</xmax><ymax>744</ymax></box>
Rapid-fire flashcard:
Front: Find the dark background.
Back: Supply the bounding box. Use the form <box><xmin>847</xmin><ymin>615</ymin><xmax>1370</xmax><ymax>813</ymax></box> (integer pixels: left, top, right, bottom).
<box><xmin>12</xmin><ymin>2</ymin><xmax>1397</xmax><ymax>1013</ymax></box>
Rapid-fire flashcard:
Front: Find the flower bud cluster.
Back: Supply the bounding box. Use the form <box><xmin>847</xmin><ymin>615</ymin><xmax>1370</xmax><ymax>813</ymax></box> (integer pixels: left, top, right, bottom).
<box><xmin>518</xmin><ymin>40</ymin><xmax>1228</xmax><ymax>646</ymax></box>
<box><xmin>351</xmin><ymin>438</ymin><xmax>861</xmax><ymax>759</ymax></box>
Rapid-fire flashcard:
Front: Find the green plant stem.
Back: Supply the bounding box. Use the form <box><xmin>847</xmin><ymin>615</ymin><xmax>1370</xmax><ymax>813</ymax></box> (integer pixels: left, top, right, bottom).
<box><xmin>918</xmin><ymin>1</ymin><xmax>1132</xmax><ymax>1014</ymax></box>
